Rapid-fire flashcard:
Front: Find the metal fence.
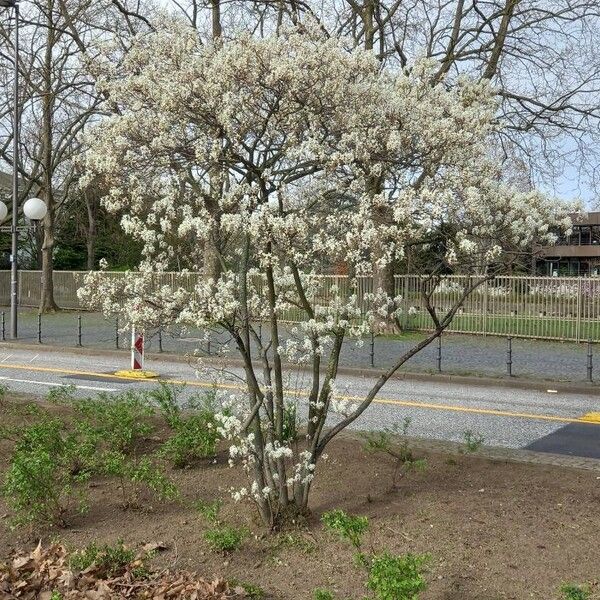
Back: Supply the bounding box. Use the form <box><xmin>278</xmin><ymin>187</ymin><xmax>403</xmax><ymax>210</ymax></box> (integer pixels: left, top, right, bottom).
<box><xmin>2</xmin><ymin>270</ymin><xmax>600</xmax><ymax>342</ymax></box>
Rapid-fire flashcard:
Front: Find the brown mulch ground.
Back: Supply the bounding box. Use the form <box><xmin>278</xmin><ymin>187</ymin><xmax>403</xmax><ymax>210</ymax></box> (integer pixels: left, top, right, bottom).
<box><xmin>0</xmin><ymin>396</ymin><xmax>599</xmax><ymax>599</ymax></box>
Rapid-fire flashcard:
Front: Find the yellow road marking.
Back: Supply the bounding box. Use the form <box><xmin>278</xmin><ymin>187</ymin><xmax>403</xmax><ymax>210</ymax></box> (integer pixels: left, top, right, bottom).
<box><xmin>580</xmin><ymin>412</ymin><xmax>600</xmax><ymax>424</ymax></box>
<box><xmin>0</xmin><ymin>362</ymin><xmax>597</xmax><ymax>426</ymax></box>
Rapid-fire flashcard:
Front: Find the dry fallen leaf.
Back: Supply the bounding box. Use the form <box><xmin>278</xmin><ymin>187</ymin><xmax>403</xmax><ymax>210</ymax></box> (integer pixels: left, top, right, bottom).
<box><xmin>0</xmin><ymin>544</ymin><xmax>246</xmax><ymax>599</ymax></box>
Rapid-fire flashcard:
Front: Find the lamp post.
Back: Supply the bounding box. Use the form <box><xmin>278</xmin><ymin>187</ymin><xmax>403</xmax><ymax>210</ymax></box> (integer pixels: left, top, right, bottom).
<box><xmin>0</xmin><ymin>198</ymin><xmax>48</xmax><ymax>338</ymax></box>
<box><xmin>1</xmin><ymin>0</ymin><xmax>21</xmax><ymax>338</ymax></box>
<box><xmin>0</xmin><ymin>0</ymin><xmax>47</xmax><ymax>339</ymax></box>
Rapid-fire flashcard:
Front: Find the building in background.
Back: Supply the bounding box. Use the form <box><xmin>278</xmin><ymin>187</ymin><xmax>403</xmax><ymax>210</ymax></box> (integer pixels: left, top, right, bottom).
<box><xmin>537</xmin><ymin>212</ymin><xmax>600</xmax><ymax>276</ymax></box>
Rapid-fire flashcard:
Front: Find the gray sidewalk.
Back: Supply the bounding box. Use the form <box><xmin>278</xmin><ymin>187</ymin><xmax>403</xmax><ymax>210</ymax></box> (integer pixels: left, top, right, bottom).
<box><xmin>0</xmin><ymin>307</ymin><xmax>596</xmax><ymax>385</ymax></box>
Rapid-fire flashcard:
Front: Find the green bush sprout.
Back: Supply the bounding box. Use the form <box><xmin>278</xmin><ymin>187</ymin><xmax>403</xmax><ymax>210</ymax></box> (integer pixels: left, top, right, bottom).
<box><xmin>69</xmin><ymin>539</ymin><xmax>138</xmax><ymax>577</ymax></box>
<box><xmin>363</xmin><ymin>418</ymin><xmax>426</xmax><ymax>488</ymax></box>
<box><xmin>313</xmin><ymin>588</ymin><xmax>335</xmax><ymax>600</ymax></box>
<box><xmin>367</xmin><ymin>552</ymin><xmax>429</xmax><ymax>600</ymax></box>
<box><xmin>3</xmin><ymin>419</ymin><xmax>91</xmax><ymax>527</ymax></box>
<box><xmin>149</xmin><ymin>383</ymin><xmax>221</xmax><ymax>468</ymax></box>
<box><xmin>321</xmin><ymin>509</ymin><xmax>368</xmax><ymax>550</ymax></box>
<box><xmin>462</xmin><ymin>430</ymin><xmax>485</xmax><ymax>453</ymax></box>
<box><xmin>560</xmin><ymin>583</ymin><xmax>591</xmax><ymax>600</ymax></box>
<box><xmin>204</xmin><ymin>525</ymin><xmax>247</xmax><ymax>553</ymax></box>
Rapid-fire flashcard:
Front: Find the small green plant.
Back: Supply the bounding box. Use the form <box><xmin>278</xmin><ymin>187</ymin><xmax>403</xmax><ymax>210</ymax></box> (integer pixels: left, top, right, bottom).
<box><xmin>367</xmin><ymin>552</ymin><xmax>429</xmax><ymax>600</ymax></box>
<box><xmin>158</xmin><ymin>415</ymin><xmax>219</xmax><ymax>468</ymax></box>
<box><xmin>230</xmin><ymin>579</ymin><xmax>265</xmax><ymax>599</ymax></box>
<box><xmin>363</xmin><ymin>418</ymin><xmax>426</xmax><ymax>488</ymax></box>
<box><xmin>151</xmin><ymin>383</ymin><xmax>220</xmax><ymax>467</ymax></box>
<box><xmin>561</xmin><ymin>583</ymin><xmax>591</xmax><ymax>600</ymax></box>
<box><xmin>50</xmin><ymin>591</ymin><xmax>63</xmax><ymax>600</ymax></box>
<box><xmin>0</xmin><ymin>383</ymin><xmax>7</xmax><ymax>406</ymax></box>
<box><xmin>99</xmin><ymin>451</ymin><xmax>178</xmax><ymax>508</ymax></box>
<box><xmin>46</xmin><ymin>384</ymin><xmax>77</xmax><ymax>405</ymax></box>
<box><xmin>313</xmin><ymin>588</ymin><xmax>335</xmax><ymax>600</ymax></box>
<box><xmin>194</xmin><ymin>498</ymin><xmax>222</xmax><ymax>523</ymax></box>
<box><xmin>321</xmin><ymin>509</ymin><xmax>368</xmax><ymax>550</ymax></box>
<box><xmin>462</xmin><ymin>429</ymin><xmax>485</xmax><ymax>453</ymax></box>
<box><xmin>69</xmin><ymin>539</ymin><xmax>137</xmax><ymax>577</ymax></box>
<box><xmin>3</xmin><ymin>419</ymin><xmax>91</xmax><ymax>527</ymax></box>
<box><xmin>73</xmin><ymin>391</ymin><xmax>154</xmax><ymax>453</ymax></box>
<box><xmin>204</xmin><ymin>525</ymin><xmax>246</xmax><ymax>553</ymax></box>
<box><xmin>273</xmin><ymin>532</ymin><xmax>317</xmax><ymax>555</ymax></box>
<box><xmin>282</xmin><ymin>401</ymin><xmax>299</xmax><ymax>443</ymax></box>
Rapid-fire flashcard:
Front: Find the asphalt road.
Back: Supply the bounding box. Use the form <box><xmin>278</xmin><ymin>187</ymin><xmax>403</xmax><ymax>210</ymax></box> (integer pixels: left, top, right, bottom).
<box><xmin>0</xmin><ymin>346</ymin><xmax>599</xmax><ymax>458</ymax></box>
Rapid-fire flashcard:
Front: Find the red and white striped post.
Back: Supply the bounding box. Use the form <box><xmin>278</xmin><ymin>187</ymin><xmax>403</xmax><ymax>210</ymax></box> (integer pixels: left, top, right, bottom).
<box><xmin>131</xmin><ymin>327</ymin><xmax>145</xmax><ymax>371</ymax></box>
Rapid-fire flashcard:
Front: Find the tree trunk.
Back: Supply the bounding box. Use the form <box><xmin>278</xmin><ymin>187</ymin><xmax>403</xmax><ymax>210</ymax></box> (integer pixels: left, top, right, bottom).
<box><xmin>210</xmin><ymin>0</ymin><xmax>221</xmax><ymax>39</ymax></box>
<box><xmin>85</xmin><ymin>190</ymin><xmax>97</xmax><ymax>270</ymax></box>
<box><xmin>370</xmin><ymin>179</ymin><xmax>401</xmax><ymax>334</ymax></box>
<box><xmin>40</xmin><ymin>209</ymin><xmax>58</xmax><ymax>312</ymax></box>
<box><xmin>39</xmin><ymin>0</ymin><xmax>58</xmax><ymax>313</ymax></box>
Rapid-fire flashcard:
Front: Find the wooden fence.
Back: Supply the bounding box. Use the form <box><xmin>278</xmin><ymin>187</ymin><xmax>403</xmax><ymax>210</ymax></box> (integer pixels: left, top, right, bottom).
<box><xmin>1</xmin><ymin>270</ymin><xmax>599</xmax><ymax>342</ymax></box>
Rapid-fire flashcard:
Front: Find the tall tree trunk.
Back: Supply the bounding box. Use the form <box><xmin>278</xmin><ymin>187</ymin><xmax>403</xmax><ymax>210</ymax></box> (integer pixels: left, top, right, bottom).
<box><xmin>362</xmin><ymin>2</ymin><xmax>399</xmax><ymax>333</ymax></box>
<box><xmin>85</xmin><ymin>190</ymin><xmax>96</xmax><ymax>270</ymax></box>
<box><xmin>370</xmin><ymin>176</ymin><xmax>400</xmax><ymax>333</ymax></box>
<box><xmin>363</xmin><ymin>0</ymin><xmax>375</xmax><ymax>51</ymax></box>
<box><xmin>210</xmin><ymin>0</ymin><xmax>221</xmax><ymax>39</ymax></box>
<box><xmin>39</xmin><ymin>0</ymin><xmax>58</xmax><ymax>313</ymax></box>
<box><xmin>202</xmin><ymin>7</ymin><xmax>223</xmax><ymax>280</ymax></box>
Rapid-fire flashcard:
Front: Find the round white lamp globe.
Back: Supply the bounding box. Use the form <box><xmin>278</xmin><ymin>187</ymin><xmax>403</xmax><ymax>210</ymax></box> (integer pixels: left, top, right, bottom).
<box><xmin>0</xmin><ymin>200</ymin><xmax>7</xmax><ymax>223</ymax></box>
<box><xmin>23</xmin><ymin>197</ymin><xmax>47</xmax><ymax>221</ymax></box>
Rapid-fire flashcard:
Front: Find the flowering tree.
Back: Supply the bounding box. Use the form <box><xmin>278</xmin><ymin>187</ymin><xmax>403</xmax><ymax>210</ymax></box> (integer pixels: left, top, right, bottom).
<box><xmin>79</xmin><ymin>20</ymin><xmax>571</xmax><ymax>528</ymax></box>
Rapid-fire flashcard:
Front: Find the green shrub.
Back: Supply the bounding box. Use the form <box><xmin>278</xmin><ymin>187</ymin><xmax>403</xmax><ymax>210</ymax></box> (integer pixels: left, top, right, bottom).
<box><xmin>230</xmin><ymin>579</ymin><xmax>265</xmax><ymax>599</ymax></box>
<box><xmin>0</xmin><ymin>383</ymin><xmax>8</xmax><ymax>408</ymax></box>
<box><xmin>321</xmin><ymin>509</ymin><xmax>368</xmax><ymax>549</ymax></box>
<box><xmin>147</xmin><ymin>382</ymin><xmax>184</xmax><ymax>428</ymax></box>
<box><xmin>367</xmin><ymin>552</ymin><xmax>429</xmax><ymax>600</ymax></box>
<box><xmin>204</xmin><ymin>525</ymin><xmax>246</xmax><ymax>553</ymax></box>
<box><xmin>69</xmin><ymin>539</ymin><xmax>136</xmax><ymax>577</ymax></box>
<box><xmin>462</xmin><ymin>430</ymin><xmax>485</xmax><ymax>453</ymax></box>
<box><xmin>363</xmin><ymin>418</ymin><xmax>426</xmax><ymax>487</ymax></box>
<box><xmin>73</xmin><ymin>391</ymin><xmax>154</xmax><ymax>453</ymax></box>
<box><xmin>151</xmin><ymin>383</ymin><xmax>220</xmax><ymax>467</ymax></box>
<box><xmin>3</xmin><ymin>419</ymin><xmax>91</xmax><ymax>527</ymax></box>
<box><xmin>561</xmin><ymin>583</ymin><xmax>591</xmax><ymax>600</ymax></box>
<box><xmin>313</xmin><ymin>588</ymin><xmax>335</xmax><ymax>600</ymax></box>
<box><xmin>282</xmin><ymin>402</ymin><xmax>299</xmax><ymax>443</ymax></box>
<box><xmin>46</xmin><ymin>384</ymin><xmax>77</xmax><ymax>405</ymax></box>
<box><xmin>194</xmin><ymin>498</ymin><xmax>222</xmax><ymax>523</ymax></box>
<box><xmin>158</xmin><ymin>415</ymin><xmax>219</xmax><ymax>468</ymax></box>
<box><xmin>99</xmin><ymin>451</ymin><xmax>178</xmax><ymax>508</ymax></box>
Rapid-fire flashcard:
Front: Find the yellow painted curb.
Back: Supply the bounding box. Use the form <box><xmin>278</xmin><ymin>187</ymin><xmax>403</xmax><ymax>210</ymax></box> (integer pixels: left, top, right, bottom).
<box><xmin>113</xmin><ymin>369</ymin><xmax>159</xmax><ymax>379</ymax></box>
<box><xmin>580</xmin><ymin>412</ymin><xmax>600</xmax><ymax>424</ymax></box>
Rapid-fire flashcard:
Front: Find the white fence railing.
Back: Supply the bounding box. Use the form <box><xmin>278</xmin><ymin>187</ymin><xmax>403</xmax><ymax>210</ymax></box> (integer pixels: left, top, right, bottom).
<box><xmin>1</xmin><ymin>271</ymin><xmax>600</xmax><ymax>342</ymax></box>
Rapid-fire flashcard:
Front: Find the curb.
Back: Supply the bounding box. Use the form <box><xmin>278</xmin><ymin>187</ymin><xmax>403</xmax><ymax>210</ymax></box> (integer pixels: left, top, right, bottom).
<box><xmin>1</xmin><ymin>340</ymin><xmax>599</xmax><ymax>396</ymax></box>
<box><xmin>342</xmin><ymin>429</ymin><xmax>600</xmax><ymax>473</ymax></box>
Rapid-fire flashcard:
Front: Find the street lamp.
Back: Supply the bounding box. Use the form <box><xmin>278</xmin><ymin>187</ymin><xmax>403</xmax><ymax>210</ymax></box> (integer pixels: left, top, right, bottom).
<box><xmin>0</xmin><ymin>197</ymin><xmax>48</xmax><ymax>337</ymax></box>
<box><xmin>0</xmin><ymin>0</ymin><xmax>26</xmax><ymax>340</ymax></box>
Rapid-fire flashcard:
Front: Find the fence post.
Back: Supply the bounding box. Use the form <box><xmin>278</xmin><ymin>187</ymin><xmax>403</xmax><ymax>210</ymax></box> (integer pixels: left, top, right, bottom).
<box><xmin>576</xmin><ymin>278</ymin><xmax>582</xmax><ymax>343</ymax></box>
<box><xmin>436</xmin><ymin>334</ymin><xmax>442</xmax><ymax>372</ymax></box>
<box><xmin>77</xmin><ymin>315</ymin><xmax>82</xmax><ymax>347</ymax></box>
<box><xmin>207</xmin><ymin>331</ymin><xmax>211</xmax><ymax>355</ymax></box>
<box><xmin>115</xmin><ymin>317</ymin><xmax>120</xmax><ymax>349</ymax></box>
<box><xmin>482</xmin><ymin>280</ymin><xmax>488</xmax><ymax>337</ymax></box>
<box><xmin>158</xmin><ymin>328</ymin><xmax>163</xmax><ymax>353</ymax></box>
<box><xmin>506</xmin><ymin>336</ymin><xmax>512</xmax><ymax>377</ymax></box>
<box><xmin>587</xmin><ymin>339</ymin><xmax>593</xmax><ymax>383</ymax></box>
<box><xmin>37</xmin><ymin>313</ymin><xmax>42</xmax><ymax>344</ymax></box>
<box><xmin>1</xmin><ymin>311</ymin><xmax>4</xmax><ymax>341</ymax></box>
<box><xmin>370</xmin><ymin>331</ymin><xmax>375</xmax><ymax>368</ymax></box>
